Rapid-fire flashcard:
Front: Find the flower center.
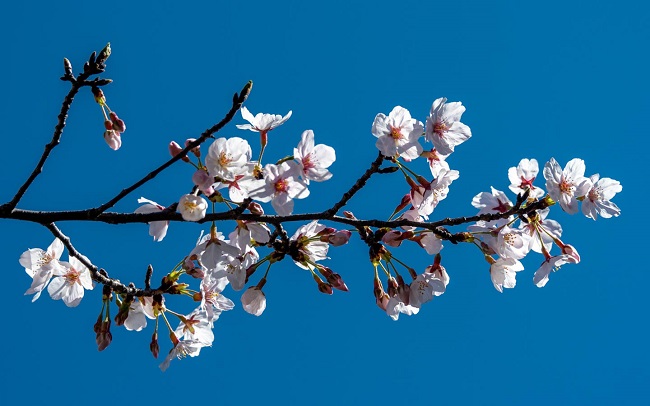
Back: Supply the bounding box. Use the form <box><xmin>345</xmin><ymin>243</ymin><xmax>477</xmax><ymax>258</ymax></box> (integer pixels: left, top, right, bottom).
<box><xmin>184</xmin><ymin>201</ymin><xmax>198</xmax><ymax>211</ymax></box>
<box><xmin>302</xmin><ymin>154</ymin><xmax>315</xmax><ymax>170</ymax></box>
<box><xmin>274</xmin><ymin>179</ymin><xmax>289</xmax><ymax>193</ymax></box>
<box><xmin>390</xmin><ymin>126</ymin><xmax>403</xmax><ymax>140</ymax></box>
<box><xmin>559</xmin><ymin>179</ymin><xmax>574</xmax><ymax>195</ymax></box>
<box><xmin>218</xmin><ymin>152</ymin><xmax>231</xmax><ymax>167</ymax></box>
<box><xmin>433</xmin><ymin>121</ymin><xmax>448</xmax><ymax>135</ymax></box>
<box><xmin>38</xmin><ymin>253</ymin><xmax>53</xmax><ymax>266</ymax></box>
<box><xmin>66</xmin><ymin>268</ymin><xmax>80</xmax><ymax>285</ymax></box>
<box><xmin>519</xmin><ymin>176</ymin><xmax>535</xmax><ymax>189</ymax></box>
<box><xmin>588</xmin><ymin>186</ymin><xmax>601</xmax><ymax>202</ymax></box>
<box><xmin>492</xmin><ymin>199</ymin><xmax>510</xmax><ymax>213</ymax></box>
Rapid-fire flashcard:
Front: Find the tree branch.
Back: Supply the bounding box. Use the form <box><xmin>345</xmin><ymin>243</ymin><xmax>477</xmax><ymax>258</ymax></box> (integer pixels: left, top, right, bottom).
<box><xmin>90</xmin><ymin>81</ymin><xmax>253</xmax><ymax>216</ymax></box>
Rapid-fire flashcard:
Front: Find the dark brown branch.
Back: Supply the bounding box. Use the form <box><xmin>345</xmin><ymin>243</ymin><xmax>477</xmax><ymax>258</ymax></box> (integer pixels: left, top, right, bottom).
<box><xmin>1</xmin><ymin>69</ymin><xmax>104</xmax><ymax>214</ymax></box>
<box><xmin>90</xmin><ymin>81</ymin><xmax>253</xmax><ymax>216</ymax></box>
<box><xmin>4</xmin><ymin>196</ymin><xmax>550</xmax><ymax>239</ymax></box>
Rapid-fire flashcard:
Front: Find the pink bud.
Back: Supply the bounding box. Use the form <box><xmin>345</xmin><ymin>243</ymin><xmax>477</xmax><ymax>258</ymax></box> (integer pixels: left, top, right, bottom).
<box><xmin>103</xmin><ymin>130</ymin><xmax>121</xmax><ymax>150</ymax></box>
<box><xmin>169</xmin><ymin>141</ymin><xmax>189</xmax><ymax>162</ymax></box>
<box><xmin>382</xmin><ymin>230</ymin><xmax>403</xmax><ymax>247</ymax></box>
<box><xmin>109</xmin><ymin>111</ymin><xmax>126</xmax><ymax>133</ymax></box>
<box><xmin>328</xmin><ymin>230</ymin><xmax>351</xmax><ymax>246</ymax></box>
<box><xmin>192</xmin><ymin>169</ymin><xmax>215</xmax><ymax>195</ymax></box>
<box><xmin>248</xmin><ymin>202</ymin><xmax>264</xmax><ymax>215</ymax></box>
<box><xmin>318</xmin><ymin>282</ymin><xmax>333</xmax><ymax>295</ymax></box>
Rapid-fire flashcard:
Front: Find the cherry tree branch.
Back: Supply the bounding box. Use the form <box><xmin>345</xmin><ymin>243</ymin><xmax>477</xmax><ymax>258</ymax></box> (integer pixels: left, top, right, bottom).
<box><xmin>1</xmin><ymin>58</ymin><xmax>109</xmax><ymax>214</ymax></box>
<box><xmin>90</xmin><ymin>81</ymin><xmax>253</xmax><ymax>216</ymax></box>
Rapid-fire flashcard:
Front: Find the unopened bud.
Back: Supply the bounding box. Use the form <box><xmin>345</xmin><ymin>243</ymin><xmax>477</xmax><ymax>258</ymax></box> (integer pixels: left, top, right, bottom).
<box><xmin>103</xmin><ymin>130</ymin><xmax>121</xmax><ymax>150</ymax></box>
<box><xmin>343</xmin><ymin>211</ymin><xmax>357</xmax><ymax>220</ymax></box>
<box><xmin>169</xmin><ymin>141</ymin><xmax>189</xmax><ymax>162</ymax></box>
<box><xmin>248</xmin><ymin>201</ymin><xmax>264</xmax><ymax>215</ymax></box>
<box><xmin>97</xmin><ymin>42</ymin><xmax>111</xmax><ymax>65</ymax></box>
<box><xmin>328</xmin><ymin>230</ymin><xmax>351</xmax><ymax>246</ymax></box>
<box><xmin>109</xmin><ymin>111</ymin><xmax>126</xmax><ymax>133</ymax></box>
<box><xmin>63</xmin><ymin>58</ymin><xmax>73</xmax><ymax>77</ymax></box>
<box><xmin>95</xmin><ymin>319</ymin><xmax>112</xmax><ymax>351</ymax></box>
<box><xmin>149</xmin><ymin>332</ymin><xmax>159</xmax><ymax>358</ymax></box>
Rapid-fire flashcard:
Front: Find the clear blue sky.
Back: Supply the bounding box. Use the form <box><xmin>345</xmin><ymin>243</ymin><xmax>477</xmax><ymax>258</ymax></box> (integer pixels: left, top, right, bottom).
<box><xmin>0</xmin><ymin>1</ymin><xmax>646</xmax><ymax>404</ymax></box>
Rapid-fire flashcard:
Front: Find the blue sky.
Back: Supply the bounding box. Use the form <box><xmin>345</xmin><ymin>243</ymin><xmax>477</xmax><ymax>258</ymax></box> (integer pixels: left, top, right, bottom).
<box><xmin>0</xmin><ymin>1</ymin><xmax>646</xmax><ymax>404</ymax></box>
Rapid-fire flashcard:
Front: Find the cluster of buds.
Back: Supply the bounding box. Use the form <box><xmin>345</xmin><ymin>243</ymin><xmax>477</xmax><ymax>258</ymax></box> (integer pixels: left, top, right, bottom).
<box><xmin>93</xmin><ymin>87</ymin><xmax>126</xmax><ymax>150</ymax></box>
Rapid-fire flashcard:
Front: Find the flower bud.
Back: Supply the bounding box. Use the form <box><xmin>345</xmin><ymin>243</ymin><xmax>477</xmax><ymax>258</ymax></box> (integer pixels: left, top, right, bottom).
<box><xmin>95</xmin><ymin>318</ymin><xmax>112</xmax><ymax>351</ymax></box>
<box><xmin>192</xmin><ymin>169</ymin><xmax>215</xmax><ymax>196</ymax></box>
<box><xmin>63</xmin><ymin>58</ymin><xmax>73</xmax><ymax>77</ymax></box>
<box><xmin>109</xmin><ymin>111</ymin><xmax>126</xmax><ymax>133</ymax></box>
<box><xmin>97</xmin><ymin>42</ymin><xmax>111</xmax><ymax>65</ymax></box>
<box><xmin>241</xmin><ymin>287</ymin><xmax>266</xmax><ymax>316</ymax></box>
<box><xmin>248</xmin><ymin>201</ymin><xmax>264</xmax><ymax>215</ymax></box>
<box><xmin>169</xmin><ymin>141</ymin><xmax>190</xmax><ymax>162</ymax></box>
<box><xmin>103</xmin><ymin>130</ymin><xmax>121</xmax><ymax>150</ymax></box>
<box><xmin>150</xmin><ymin>332</ymin><xmax>160</xmax><ymax>359</ymax></box>
<box><xmin>328</xmin><ymin>230</ymin><xmax>351</xmax><ymax>246</ymax></box>
<box><xmin>373</xmin><ymin>275</ymin><xmax>389</xmax><ymax>311</ymax></box>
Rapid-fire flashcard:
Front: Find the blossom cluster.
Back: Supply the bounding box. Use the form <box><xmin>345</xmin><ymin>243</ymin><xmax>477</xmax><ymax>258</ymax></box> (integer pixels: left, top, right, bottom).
<box><xmin>16</xmin><ymin>64</ymin><xmax>623</xmax><ymax>370</ymax></box>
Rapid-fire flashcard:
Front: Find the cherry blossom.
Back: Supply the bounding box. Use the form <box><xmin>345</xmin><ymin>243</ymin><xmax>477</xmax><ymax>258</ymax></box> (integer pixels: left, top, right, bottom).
<box><xmin>508</xmin><ymin>158</ymin><xmax>545</xmax><ymax>199</ymax></box>
<box><xmin>178</xmin><ymin>194</ymin><xmax>208</xmax><ymax>222</ymax></box>
<box><xmin>425</xmin><ymin>97</ymin><xmax>471</xmax><ymax>155</ymax></box>
<box><xmin>472</xmin><ymin>187</ymin><xmax>513</xmax><ymax>215</ymax></box>
<box><xmin>20</xmin><ymin>238</ymin><xmax>64</xmax><ymax>302</ymax></box>
<box><xmin>134</xmin><ymin>197</ymin><xmax>169</xmax><ymax>242</ymax></box>
<box><xmin>371</xmin><ymin>106</ymin><xmax>423</xmax><ymax>161</ymax></box>
<box><xmin>174</xmin><ymin>308</ymin><xmax>215</xmax><ymax>346</ymax></box>
<box><xmin>489</xmin><ymin>257</ymin><xmax>524</xmax><ymax>293</ymax></box>
<box><xmin>423</xmin><ymin>148</ymin><xmax>450</xmax><ymax>178</ymax></box>
<box><xmin>410</xmin><ymin>168</ymin><xmax>460</xmax><ymax>218</ymax></box>
<box><xmin>47</xmin><ymin>256</ymin><xmax>94</xmax><ymax>307</ymax></box>
<box><xmin>543</xmin><ymin>158</ymin><xmax>591</xmax><ymax>214</ymax></box>
<box><xmin>289</xmin><ymin>221</ymin><xmax>330</xmax><ymax>269</ymax></box>
<box><xmin>248</xmin><ymin>161</ymin><xmax>309</xmax><ymax>215</ymax></box>
<box><xmin>200</xmin><ymin>273</ymin><xmax>235</xmax><ymax>320</ymax></box>
<box><xmin>205</xmin><ymin>137</ymin><xmax>252</xmax><ymax>181</ymax></box>
<box><xmin>533</xmin><ymin>254</ymin><xmax>574</xmax><ymax>288</ymax></box>
<box><xmin>236</xmin><ymin>106</ymin><xmax>292</xmax><ymax>133</ymax></box>
<box><xmin>581</xmin><ymin>174</ymin><xmax>622</xmax><ymax>220</ymax></box>
<box><xmin>496</xmin><ymin>225</ymin><xmax>532</xmax><ymax>260</ymax></box>
<box><xmin>409</xmin><ymin>268</ymin><xmax>448</xmax><ymax>307</ymax></box>
<box><xmin>294</xmin><ymin>130</ymin><xmax>336</xmax><ymax>183</ymax></box>
<box><xmin>159</xmin><ymin>339</ymin><xmax>205</xmax><ymax>372</ymax></box>
<box><xmin>124</xmin><ymin>298</ymin><xmax>155</xmax><ymax>332</ymax></box>
<box><xmin>518</xmin><ymin>208</ymin><xmax>562</xmax><ymax>254</ymax></box>
<box><xmin>241</xmin><ymin>287</ymin><xmax>266</xmax><ymax>316</ymax></box>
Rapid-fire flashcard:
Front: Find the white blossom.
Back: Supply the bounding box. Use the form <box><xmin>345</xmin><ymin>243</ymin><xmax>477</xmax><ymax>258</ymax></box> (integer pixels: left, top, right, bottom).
<box><xmin>294</xmin><ymin>129</ymin><xmax>336</xmax><ymax>183</ymax></box>
<box><xmin>134</xmin><ymin>197</ymin><xmax>169</xmax><ymax>242</ymax></box>
<box><xmin>581</xmin><ymin>174</ymin><xmax>622</xmax><ymax>220</ymax></box>
<box><xmin>178</xmin><ymin>194</ymin><xmax>208</xmax><ymax>222</ymax></box>
<box><xmin>372</xmin><ymin>106</ymin><xmax>423</xmax><ymax>161</ymax></box>
<box><xmin>425</xmin><ymin>97</ymin><xmax>471</xmax><ymax>155</ymax></box>
<box><xmin>543</xmin><ymin>158</ymin><xmax>591</xmax><ymax>214</ymax></box>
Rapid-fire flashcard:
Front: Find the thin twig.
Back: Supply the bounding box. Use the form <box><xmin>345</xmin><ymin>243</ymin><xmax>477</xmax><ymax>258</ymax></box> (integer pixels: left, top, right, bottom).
<box><xmin>91</xmin><ymin>81</ymin><xmax>253</xmax><ymax>215</ymax></box>
<box><xmin>323</xmin><ymin>152</ymin><xmax>385</xmax><ymax>217</ymax></box>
